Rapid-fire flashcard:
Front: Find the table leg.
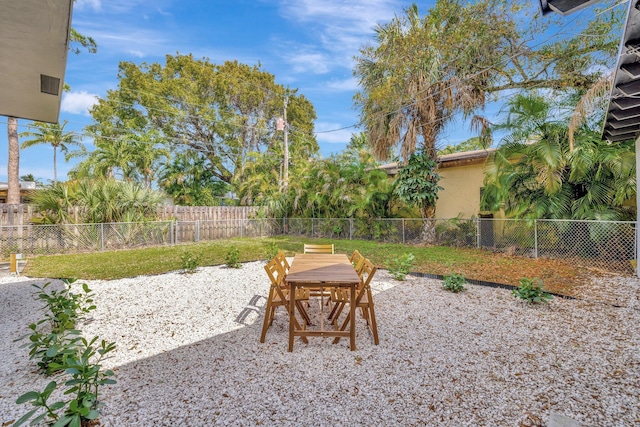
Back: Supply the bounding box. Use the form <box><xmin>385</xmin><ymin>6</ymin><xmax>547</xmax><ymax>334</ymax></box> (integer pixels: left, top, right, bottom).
<box><xmin>288</xmin><ymin>281</ymin><xmax>295</xmax><ymax>352</ymax></box>
<box><xmin>349</xmin><ymin>282</ymin><xmax>356</xmax><ymax>351</ymax></box>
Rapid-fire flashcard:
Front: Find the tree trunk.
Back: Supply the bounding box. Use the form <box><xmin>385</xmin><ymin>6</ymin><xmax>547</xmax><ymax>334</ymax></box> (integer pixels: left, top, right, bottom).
<box><xmin>7</xmin><ymin>117</ymin><xmax>20</xmax><ymax>204</ymax></box>
<box><xmin>53</xmin><ymin>146</ymin><xmax>57</xmax><ymax>183</ymax></box>
<box><xmin>421</xmin><ymin>204</ymin><xmax>437</xmax><ymax>243</ymax></box>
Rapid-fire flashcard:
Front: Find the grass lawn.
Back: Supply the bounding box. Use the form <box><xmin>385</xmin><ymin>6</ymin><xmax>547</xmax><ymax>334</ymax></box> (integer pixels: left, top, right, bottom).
<box><xmin>23</xmin><ymin>236</ymin><xmax>593</xmax><ymax>297</ymax></box>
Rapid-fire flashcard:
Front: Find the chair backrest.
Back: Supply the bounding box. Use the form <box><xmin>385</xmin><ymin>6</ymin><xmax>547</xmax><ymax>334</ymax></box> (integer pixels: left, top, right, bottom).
<box><xmin>275</xmin><ymin>251</ymin><xmax>290</xmax><ymax>273</ymax></box>
<box><xmin>303</xmin><ymin>243</ymin><xmax>335</xmax><ymax>254</ymax></box>
<box><xmin>358</xmin><ymin>259</ymin><xmax>377</xmax><ymax>295</ymax></box>
<box><xmin>350</xmin><ymin>250</ymin><xmax>365</xmax><ymax>274</ymax></box>
<box><xmin>264</xmin><ymin>258</ymin><xmax>287</xmax><ymax>291</ymax></box>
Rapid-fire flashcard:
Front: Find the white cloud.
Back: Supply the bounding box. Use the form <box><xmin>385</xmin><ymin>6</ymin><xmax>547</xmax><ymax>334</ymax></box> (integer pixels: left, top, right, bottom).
<box><xmin>325</xmin><ymin>77</ymin><xmax>359</xmax><ymax>92</ymax></box>
<box><xmin>278</xmin><ymin>0</ymin><xmax>402</xmax><ymax>56</ymax></box>
<box><xmin>285</xmin><ymin>51</ymin><xmax>331</xmax><ymax>74</ymax></box>
<box><xmin>75</xmin><ymin>0</ymin><xmax>102</xmax><ymax>11</ymax></box>
<box><xmin>61</xmin><ymin>91</ymin><xmax>99</xmax><ymax>116</ymax></box>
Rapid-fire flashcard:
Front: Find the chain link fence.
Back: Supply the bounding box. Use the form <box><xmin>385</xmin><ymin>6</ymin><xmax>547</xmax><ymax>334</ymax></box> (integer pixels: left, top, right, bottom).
<box><xmin>0</xmin><ymin>217</ymin><xmax>635</xmax><ymax>275</ymax></box>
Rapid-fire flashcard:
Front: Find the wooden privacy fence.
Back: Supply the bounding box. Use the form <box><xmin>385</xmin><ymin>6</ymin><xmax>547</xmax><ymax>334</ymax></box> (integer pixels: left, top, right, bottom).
<box><xmin>158</xmin><ymin>206</ymin><xmax>260</xmax><ymax>221</ymax></box>
<box><xmin>0</xmin><ymin>204</ymin><xmax>261</xmax><ymax>225</ymax></box>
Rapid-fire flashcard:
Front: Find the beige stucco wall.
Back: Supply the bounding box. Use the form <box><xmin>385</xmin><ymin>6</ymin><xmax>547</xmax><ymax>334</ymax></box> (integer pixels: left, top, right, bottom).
<box><xmin>435</xmin><ymin>162</ymin><xmax>486</xmax><ymax>219</ymax></box>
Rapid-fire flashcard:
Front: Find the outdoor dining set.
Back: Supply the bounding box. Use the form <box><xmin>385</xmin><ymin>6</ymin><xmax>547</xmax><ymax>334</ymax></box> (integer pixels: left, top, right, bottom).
<box><xmin>260</xmin><ymin>244</ymin><xmax>379</xmax><ymax>351</ymax></box>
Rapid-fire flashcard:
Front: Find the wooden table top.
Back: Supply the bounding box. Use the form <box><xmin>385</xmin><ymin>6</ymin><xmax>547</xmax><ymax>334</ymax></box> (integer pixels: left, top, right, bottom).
<box><xmin>286</xmin><ymin>253</ymin><xmax>361</xmax><ymax>285</ymax></box>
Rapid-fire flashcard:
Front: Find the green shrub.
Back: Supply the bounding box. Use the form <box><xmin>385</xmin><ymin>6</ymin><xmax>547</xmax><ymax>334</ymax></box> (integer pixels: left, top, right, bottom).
<box><xmin>263</xmin><ymin>241</ymin><xmax>279</xmax><ymax>260</ymax></box>
<box><xmin>180</xmin><ymin>251</ymin><xmax>200</xmax><ymax>274</ymax></box>
<box><xmin>15</xmin><ymin>337</ymin><xmax>116</xmax><ymax>427</ymax></box>
<box><xmin>225</xmin><ymin>246</ymin><xmax>241</xmax><ymax>268</ymax></box>
<box><xmin>442</xmin><ymin>272</ymin><xmax>467</xmax><ymax>293</ymax></box>
<box><xmin>512</xmin><ymin>277</ymin><xmax>553</xmax><ymax>303</ymax></box>
<box><xmin>387</xmin><ymin>252</ymin><xmax>415</xmax><ymax>281</ymax></box>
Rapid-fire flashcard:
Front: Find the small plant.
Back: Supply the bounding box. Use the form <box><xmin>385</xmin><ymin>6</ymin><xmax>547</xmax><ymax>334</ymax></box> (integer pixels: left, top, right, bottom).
<box><xmin>35</xmin><ymin>281</ymin><xmax>96</xmax><ymax>330</ymax></box>
<box><xmin>512</xmin><ymin>277</ymin><xmax>553</xmax><ymax>304</ymax></box>
<box><xmin>387</xmin><ymin>252</ymin><xmax>415</xmax><ymax>281</ymax></box>
<box><xmin>17</xmin><ymin>281</ymin><xmax>95</xmax><ymax>374</ymax></box>
<box><xmin>180</xmin><ymin>251</ymin><xmax>200</xmax><ymax>274</ymax></box>
<box><xmin>15</xmin><ymin>337</ymin><xmax>117</xmax><ymax>427</ymax></box>
<box><xmin>225</xmin><ymin>245</ymin><xmax>241</xmax><ymax>268</ymax></box>
<box><xmin>263</xmin><ymin>241</ymin><xmax>279</xmax><ymax>260</ymax></box>
<box><xmin>20</xmin><ymin>323</ymin><xmax>81</xmax><ymax>375</ymax></box>
<box><xmin>442</xmin><ymin>272</ymin><xmax>466</xmax><ymax>293</ymax></box>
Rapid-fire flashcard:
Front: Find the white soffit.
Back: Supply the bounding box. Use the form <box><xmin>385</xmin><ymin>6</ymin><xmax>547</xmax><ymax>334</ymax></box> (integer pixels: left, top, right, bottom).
<box><xmin>0</xmin><ymin>0</ymin><xmax>73</xmax><ymax>123</ymax></box>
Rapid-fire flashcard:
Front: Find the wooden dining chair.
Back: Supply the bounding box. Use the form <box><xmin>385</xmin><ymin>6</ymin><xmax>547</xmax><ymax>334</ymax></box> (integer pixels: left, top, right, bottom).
<box><xmin>260</xmin><ymin>257</ymin><xmax>311</xmax><ymax>343</ymax></box>
<box><xmin>331</xmin><ymin>258</ymin><xmax>379</xmax><ymax>345</ymax></box>
<box><xmin>303</xmin><ymin>243</ymin><xmax>335</xmax><ymax>254</ymax></box>
<box><xmin>349</xmin><ymin>250</ymin><xmax>365</xmax><ymax>274</ymax></box>
<box><xmin>275</xmin><ymin>251</ymin><xmax>290</xmax><ymax>273</ymax></box>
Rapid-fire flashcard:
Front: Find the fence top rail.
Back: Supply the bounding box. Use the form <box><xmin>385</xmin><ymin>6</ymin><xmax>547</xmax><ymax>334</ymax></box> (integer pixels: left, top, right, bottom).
<box><xmin>0</xmin><ymin>220</ymin><xmax>175</xmax><ymax>229</ymax></box>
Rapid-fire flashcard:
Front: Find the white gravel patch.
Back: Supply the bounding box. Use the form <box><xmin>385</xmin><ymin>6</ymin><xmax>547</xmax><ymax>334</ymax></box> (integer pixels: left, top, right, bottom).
<box><xmin>1</xmin><ymin>262</ymin><xmax>639</xmax><ymax>426</ymax></box>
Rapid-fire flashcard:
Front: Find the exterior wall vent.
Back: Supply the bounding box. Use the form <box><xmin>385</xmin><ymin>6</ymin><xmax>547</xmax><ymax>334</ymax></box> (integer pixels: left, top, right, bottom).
<box><xmin>40</xmin><ymin>74</ymin><xmax>60</xmax><ymax>96</ymax></box>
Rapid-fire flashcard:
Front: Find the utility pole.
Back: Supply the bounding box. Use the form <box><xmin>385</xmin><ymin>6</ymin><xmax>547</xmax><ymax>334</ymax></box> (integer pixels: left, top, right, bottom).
<box><xmin>282</xmin><ymin>95</ymin><xmax>289</xmax><ymax>191</ymax></box>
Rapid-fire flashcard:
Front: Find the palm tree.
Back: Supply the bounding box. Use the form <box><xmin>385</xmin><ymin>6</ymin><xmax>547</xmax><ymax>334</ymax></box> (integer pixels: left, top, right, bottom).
<box><xmin>20</xmin><ymin>120</ymin><xmax>83</xmax><ymax>183</ymax></box>
<box><xmin>7</xmin><ymin>117</ymin><xmax>20</xmax><ymax>204</ymax></box>
<box><xmin>482</xmin><ymin>93</ymin><xmax>635</xmax><ymax>220</ymax></box>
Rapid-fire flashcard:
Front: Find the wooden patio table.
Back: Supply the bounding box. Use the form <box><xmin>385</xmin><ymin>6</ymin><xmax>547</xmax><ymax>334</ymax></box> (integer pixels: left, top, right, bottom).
<box><xmin>285</xmin><ymin>253</ymin><xmax>361</xmax><ymax>351</ymax></box>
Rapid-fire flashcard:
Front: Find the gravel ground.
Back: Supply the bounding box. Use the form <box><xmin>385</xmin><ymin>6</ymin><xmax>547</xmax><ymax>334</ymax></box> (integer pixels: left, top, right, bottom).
<box><xmin>1</xmin><ymin>261</ymin><xmax>639</xmax><ymax>426</ymax></box>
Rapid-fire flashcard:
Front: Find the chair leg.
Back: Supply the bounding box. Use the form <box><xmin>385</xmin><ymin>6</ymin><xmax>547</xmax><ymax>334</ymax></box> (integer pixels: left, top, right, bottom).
<box><xmin>329</xmin><ymin>302</ymin><xmax>346</xmax><ymax>324</ymax></box>
<box><xmin>260</xmin><ymin>298</ymin><xmax>274</xmax><ymax>343</ymax></box>
<box><xmin>332</xmin><ymin>312</ymin><xmax>351</xmax><ymax>344</ymax></box>
<box><xmin>368</xmin><ymin>303</ymin><xmax>379</xmax><ymax>345</ymax></box>
<box><xmin>296</xmin><ymin>301</ymin><xmax>312</xmax><ymax>325</ymax></box>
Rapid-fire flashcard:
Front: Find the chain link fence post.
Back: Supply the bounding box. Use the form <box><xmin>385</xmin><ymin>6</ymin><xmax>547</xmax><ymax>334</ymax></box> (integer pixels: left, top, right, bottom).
<box><xmin>534</xmin><ymin>219</ymin><xmax>538</xmax><ymax>258</ymax></box>
<box><xmin>101</xmin><ymin>223</ymin><xmax>105</xmax><ymax>251</ymax></box>
<box><xmin>350</xmin><ymin>218</ymin><xmax>353</xmax><ymax>240</ymax></box>
<box><xmin>402</xmin><ymin>219</ymin><xmax>406</xmax><ymax>244</ymax></box>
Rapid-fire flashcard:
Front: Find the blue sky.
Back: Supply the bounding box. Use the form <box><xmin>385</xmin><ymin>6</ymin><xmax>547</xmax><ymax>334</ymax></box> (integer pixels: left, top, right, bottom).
<box><xmin>0</xmin><ymin>0</ymin><xmax>625</xmax><ymax>183</ymax></box>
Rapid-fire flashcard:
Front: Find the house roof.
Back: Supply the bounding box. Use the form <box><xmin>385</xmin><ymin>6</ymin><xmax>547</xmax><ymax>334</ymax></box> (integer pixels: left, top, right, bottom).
<box><xmin>602</xmin><ymin>0</ymin><xmax>640</xmax><ymax>143</ymax></box>
<box><xmin>378</xmin><ymin>148</ymin><xmax>496</xmax><ymax>176</ymax></box>
<box><xmin>0</xmin><ymin>0</ymin><xmax>73</xmax><ymax>123</ymax></box>
<box><xmin>538</xmin><ymin>0</ymin><xmax>603</xmax><ymax>16</ymax></box>
<box><xmin>538</xmin><ymin>0</ymin><xmax>640</xmax><ymax>143</ymax></box>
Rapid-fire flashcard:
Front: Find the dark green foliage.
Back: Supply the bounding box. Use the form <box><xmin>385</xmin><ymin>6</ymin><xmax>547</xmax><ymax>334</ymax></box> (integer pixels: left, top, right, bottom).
<box><xmin>512</xmin><ymin>277</ymin><xmax>553</xmax><ymax>304</ymax></box>
<box><xmin>394</xmin><ymin>153</ymin><xmax>443</xmax><ymax>213</ymax></box>
<box><xmin>442</xmin><ymin>272</ymin><xmax>467</xmax><ymax>293</ymax></box>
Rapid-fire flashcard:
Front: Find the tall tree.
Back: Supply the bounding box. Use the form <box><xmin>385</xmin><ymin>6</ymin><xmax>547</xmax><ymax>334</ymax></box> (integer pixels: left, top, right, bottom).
<box><xmin>20</xmin><ymin>120</ymin><xmax>83</xmax><ymax>183</ymax></box>
<box><xmin>158</xmin><ymin>150</ymin><xmax>227</xmax><ymax>206</ymax></box>
<box><xmin>7</xmin><ymin>117</ymin><xmax>20</xmax><ymax>204</ymax></box>
<box><xmin>354</xmin><ymin>0</ymin><xmax>621</xmax><ymax>161</ymax></box>
<box><xmin>88</xmin><ymin>54</ymin><xmax>318</xmax><ymax>187</ymax></box>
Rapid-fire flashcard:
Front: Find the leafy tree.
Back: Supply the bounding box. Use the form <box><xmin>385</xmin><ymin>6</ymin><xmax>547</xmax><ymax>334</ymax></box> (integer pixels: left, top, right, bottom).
<box><xmin>482</xmin><ymin>94</ymin><xmax>635</xmax><ymax>220</ymax></box>
<box><xmin>20</xmin><ymin>120</ymin><xmax>83</xmax><ymax>183</ymax></box>
<box><xmin>438</xmin><ymin>137</ymin><xmax>487</xmax><ymax>155</ymax></box>
<box><xmin>394</xmin><ymin>152</ymin><xmax>443</xmax><ymax>241</ymax></box>
<box><xmin>158</xmin><ymin>150</ymin><xmax>228</xmax><ymax>206</ymax></box>
<box><xmin>88</xmin><ymin>54</ymin><xmax>318</xmax><ymax>187</ymax></box>
<box><xmin>30</xmin><ymin>178</ymin><xmax>165</xmax><ymax>224</ymax></box>
<box><xmin>70</xmin><ymin>129</ymin><xmax>168</xmax><ymax>187</ymax></box>
<box><xmin>354</xmin><ymin>0</ymin><xmax>621</xmax><ymax>166</ymax></box>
